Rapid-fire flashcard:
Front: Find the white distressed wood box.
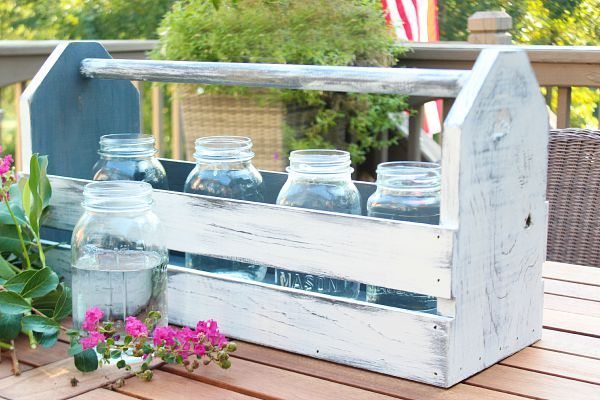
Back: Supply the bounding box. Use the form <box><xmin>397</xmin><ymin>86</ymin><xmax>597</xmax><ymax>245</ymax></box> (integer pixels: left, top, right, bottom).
<box><xmin>21</xmin><ymin>42</ymin><xmax>547</xmax><ymax>387</ymax></box>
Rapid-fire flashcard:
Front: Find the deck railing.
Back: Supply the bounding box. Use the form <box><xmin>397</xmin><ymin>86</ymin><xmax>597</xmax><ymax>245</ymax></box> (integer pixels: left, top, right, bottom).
<box><xmin>2</xmin><ymin>33</ymin><xmax>600</xmax><ymax>168</ymax></box>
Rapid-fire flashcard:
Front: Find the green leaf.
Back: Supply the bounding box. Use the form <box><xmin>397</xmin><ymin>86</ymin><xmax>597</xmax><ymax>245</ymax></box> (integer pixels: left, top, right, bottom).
<box><xmin>32</xmin><ymin>286</ymin><xmax>62</xmax><ymax>316</ymax></box>
<box><xmin>34</xmin><ymin>330</ymin><xmax>59</xmax><ymax>348</ymax></box>
<box><xmin>19</xmin><ymin>177</ymin><xmax>31</xmax><ymax>216</ymax></box>
<box><xmin>110</xmin><ymin>350</ymin><xmax>121</xmax><ymax>359</ymax></box>
<box><xmin>52</xmin><ymin>285</ymin><xmax>71</xmax><ymax>321</ymax></box>
<box><xmin>0</xmin><ymin>254</ymin><xmax>17</xmax><ymax>281</ymax></box>
<box><xmin>66</xmin><ymin>329</ymin><xmax>81</xmax><ymax>337</ymax></box>
<box><xmin>123</xmin><ymin>335</ymin><xmax>132</xmax><ymax>346</ymax></box>
<box><xmin>28</xmin><ymin>154</ymin><xmax>43</xmax><ymax>236</ymax></box>
<box><xmin>0</xmin><ymin>225</ymin><xmax>33</xmax><ymax>256</ymax></box>
<box><xmin>0</xmin><ymin>291</ymin><xmax>31</xmax><ymax>314</ymax></box>
<box><xmin>37</xmin><ymin>155</ymin><xmax>52</xmax><ymax>208</ymax></box>
<box><xmin>4</xmin><ymin>270</ymin><xmax>36</xmax><ymax>293</ymax></box>
<box><xmin>22</xmin><ymin>315</ymin><xmax>60</xmax><ymax>334</ymax></box>
<box><xmin>0</xmin><ymin>190</ymin><xmax>27</xmax><ymax>226</ymax></box>
<box><xmin>116</xmin><ymin>359</ymin><xmax>126</xmax><ymax>369</ymax></box>
<box><xmin>68</xmin><ymin>343</ymin><xmax>83</xmax><ymax>356</ymax></box>
<box><xmin>96</xmin><ymin>341</ymin><xmax>106</xmax><ymax>354</ymax></box>
<box><xmin>21</xmin><ymin>267</ymin><xmax>59</xmax><ymax>298</ymax></box>
<box><xmin>74</xmin><ymin>348</ymin><xmax>99</xmax><ymax>372</ymax></box>
<box><xmin>0</xmin><ymin>313</ymin><xmax>22</xmax><ymax>340</ymax></box>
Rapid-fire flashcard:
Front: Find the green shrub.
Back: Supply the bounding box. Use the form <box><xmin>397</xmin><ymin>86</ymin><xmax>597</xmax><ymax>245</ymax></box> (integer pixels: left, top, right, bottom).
<box><xmin>154</xmin><ymin>0</ymin><xmax>408</xmax><ymax>166</ymax></box>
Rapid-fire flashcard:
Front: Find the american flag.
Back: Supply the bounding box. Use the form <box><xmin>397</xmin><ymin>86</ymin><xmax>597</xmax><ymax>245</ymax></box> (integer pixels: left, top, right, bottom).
<box><xmin>381</xmin><ymin>0</ymin><xmax>442</xmax><ymax>135</ymax></box>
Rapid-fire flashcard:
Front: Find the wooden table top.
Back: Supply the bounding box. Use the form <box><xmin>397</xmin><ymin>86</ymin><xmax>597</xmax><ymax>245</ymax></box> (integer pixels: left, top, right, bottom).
<box><xmin>1</xmin><ymin>261</ymin><xmax>598</xmax><ymax>400</ymax></box>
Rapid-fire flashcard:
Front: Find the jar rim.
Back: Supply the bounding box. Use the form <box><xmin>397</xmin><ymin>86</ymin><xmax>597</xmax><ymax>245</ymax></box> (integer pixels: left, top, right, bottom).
<box><xmin>193</xmin><ymin>136</ymin><xmax>254</xmax><ymax>162</ymax></box>
<box><xmin>376</xmin><ymin>161</ymin><xmax>440</xmax><ymax>191</ymax></box>
<box><xmin>376</xmin><ymin>161</ymin><xmax>440</xmax><ymax>175</ymax></box>
<box><xmin>83</xmin><ymin>181</ymin><xmax>153</xmax><ymax>211</ymax></box>
<box><xmin>98</xmin><ymin>133</ymin><xmax>156</xmax><ymax>158</ymax></box>
<box><xmin>288</xmin><ymin>149</ymin><xmax>352</xmax><ymax>174</ymax></box>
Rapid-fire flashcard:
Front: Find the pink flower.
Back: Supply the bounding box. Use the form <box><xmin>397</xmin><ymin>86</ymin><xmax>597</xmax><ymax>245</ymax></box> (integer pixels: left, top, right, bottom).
<box><xmin>125</xmin><ymin>316</ymin><xmax>148</xmax><ymax>337</ymax></box>
<box><xmin>153</xmin><ymin>326</ymin><xmax>177</xmax><ymax>347</ymax></box>
<box><xmin>0</xmin><ymin>154</ymin><xmax>13</xmax><ymax>176</ymax></box>
<box><xmin>193</xmin><ymin>343</ymin><xmax>206</xmax><ymax>356</ymax></box>
<box><xmin>80</xmin><ymin>331</ymin><xmax>105</xmax><ymax>350</ymax></box>
<box><xmin>82</xmin><ymin>307</ymin><xmax>104</xmax><ymax>331</ymax></box>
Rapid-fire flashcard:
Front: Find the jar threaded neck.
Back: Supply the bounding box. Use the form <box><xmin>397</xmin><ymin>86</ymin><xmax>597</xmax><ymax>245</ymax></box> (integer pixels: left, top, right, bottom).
<box><xmin>288</xmin><ymin>149</ymin><xmax>352</xmax><ymax>174</ymax></box>
<box><xmin>376</xmin><ymin>162</ymin><xmax>441</xmax><ymax>192</ymax></box>
<box><xmin>83</xmin><ymin>181</ymin><xmax>153</xmax><ymax>212</ymax></box>
<box><xmin>193</xmin><ymin>136</ymin><xmax>254</xmax><ymax>162</ymax></box>
<box><xmin>98</xmin><ymin>134</ymin><xmax>156</xmax><ymax>158</ymax></box>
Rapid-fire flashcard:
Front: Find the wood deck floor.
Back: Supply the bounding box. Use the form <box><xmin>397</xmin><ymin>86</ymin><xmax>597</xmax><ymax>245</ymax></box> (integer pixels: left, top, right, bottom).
<box><xmin>1</xmin><ymin>261</ymin><xmax>598</xmax><ymax>400</ymax></box>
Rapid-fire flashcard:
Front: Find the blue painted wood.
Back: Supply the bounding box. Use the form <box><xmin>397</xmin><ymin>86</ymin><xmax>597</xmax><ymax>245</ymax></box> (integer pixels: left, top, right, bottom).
<box><xmin>22</xmin><ymin>42</ymin><xmax>139</xmax><ymax>179</ymax></box>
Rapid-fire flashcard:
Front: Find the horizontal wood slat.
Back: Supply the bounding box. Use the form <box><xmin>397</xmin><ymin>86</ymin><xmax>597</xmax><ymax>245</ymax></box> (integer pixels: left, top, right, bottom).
<box><xmin>168</xmin><ymin>266</ymin><xmax>451</xmax><ymax>386</ymax></box>
<box><xmin>544</xmin><ymin>294</ymin><xmax>600</xmax><ymax>318</ymax></box>
<box><xmin>162</xmin><ymin>358</ymin><xmax>415</xmax><ymax>400</ymax></box>
<box><xmin>500</xmin><ymin>347</ymin><xmax>600</xmax><ymax>385</ymax></box>
<box><xmin>117</xmin><ymin>370</ymin><xmax>259</xmax><ymax>400</ymax></box>
<box><xmin>466</xmin><ymin>364</ymin><xmax>600</xmax><ymax>400</ymax></box>
<box><xmin>543</xmin><ymin>279</ymin><xmax>600</xmax><ymax>302</ymax></box>
<box><xmin>230</xmin><ymin>341</ymin><xmax>526</xmax><ymax>400</ymax></box>
<box><xmin>543</xmin><ymin>309</ymin><xmax>600</xmax><ymax>338</ymax></box>
<box><xmin>4</xmin><ymin>336</ymin><xmax>70</xmax><ymax>367</ymax></box>
<box><xmin>44</xmin><ymin>175</ymin><xmax>455</xmax><ymax>299</ymax></box>
<box><xmin>532</xmin><ymin>329</ymin><xmax>600</xmax><ymax>360</ymax></box>
<box><xmin>71</xmin><ymin>390</ymin><xmax>136</xmax><ymax>400</ymax></box>
<box><xmin>0</xmin><ymin>357</ymin><xmax>157</xmax><ymax>400</ymax></box>
<box><xmin>543</xmin><ymin>261</ymin><xmax>600</xmax><ymax>286</ymax></box>
<box><xmin>81</xmin><ymin>59</ymin><xmax>469</xmax><ymax>98</ymax></box>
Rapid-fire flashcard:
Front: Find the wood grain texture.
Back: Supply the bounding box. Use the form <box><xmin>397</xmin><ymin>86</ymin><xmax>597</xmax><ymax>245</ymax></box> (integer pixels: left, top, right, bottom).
<box><xmin>0</xmin><ymin>357</ymin><xmax>148</xmax><ymax>400</ymax></box>
<box><xmin>167</xmin><ymin>265</ymin><xmax>452</xmax><ymax>386</ymax></box>
<box><xmin>71</xmin><ymin>389</ymin><xmax>135</xmax><ymax>400</ymax></box>
<box><xmin>532</xmin><ymin>329</ymin><xmax>600</xmax><ymax>360</ymax></box>
<box><xmin>544</xmin><ymin>293</ymin><xmax>600</xmax><ymax>318</ymax></box>
<box><xmin>117</xmin><ymin>370</ymin><xmax>258</xmax><ymax>400</ymax></box>
<box><xmin>544</xmin><ymin>309</ymin><xmax>600</xmax><ymax>338</ymax></box>
<box><xmin>81</xmin><ymin>58</ymin><xmax>469</xmax><ymax>98</ymax></box>
<box><xmin>466</xmin><ymin>364</ymin><xmax>600</xmax><ymax>400</ymax></box>
<box><xmin>44</xmin><ymin>175</ymin><xmax>455</xmax><ymax>299</ymax></box>
<box><xmin>543</xmin><ymin>261</ymin><xmax>600</xmax><ymax>286</ymax></box>
<box><xmin>20</xmin><ymin>41</ymin><xmax>139</xmax><ymax>179</ymax></box>
<box><xmin>231</xmin><ymin>341</ymin><xmax>527</xmax><ymax>400</ymax></box>
<box><xmin>441</xmin><ymin>49</ymin><xmax>547</xmax><ymax>385</ymax></box>
<box><xmin>162</xmin><ymin>358</ymin><xmax>404</xmax><ymax>400</ymax></box>
<box><xmin>7</xmin><ymin>336</ymin><xmax>70</xmax><ymax>367</ymax></box>
<box><xmin>544</xmin><ymin>278</ymin><xmax>600</xmax><ymax>302</ymax></box>
<box><xmin>500</xmin><ymin>346</ymin><xmax>600</xmax><ymax>385</ymax></box>
<box><xmin>0</xmin><ymin>359</ymin><xmax>32</xmax><ymax>379</ymax></box>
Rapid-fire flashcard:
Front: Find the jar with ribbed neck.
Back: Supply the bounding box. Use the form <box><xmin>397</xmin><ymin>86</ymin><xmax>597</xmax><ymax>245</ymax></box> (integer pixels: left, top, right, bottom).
<box><xmin>71</xmin><ymin>181</ymin><xmax>168</xmax><ymax>331</ymax></box>
<box><xmin>184</xmin><ymin>136</ymin><xmax>265</xmax><ymax>280</ymax></box>
<box><xmin>366</xmin><ymin>161</ymin><xmax>440</xmax><ymax>313</ymax></box>
<box><xmin>275</xmin><ymin>150</ymin><xmax>361</xmax><ymax>299</ymax></box>
<box><xmin>92</xmin><ymin>133</ymin><xmax>169</xmax><ymax>190</ymax></box>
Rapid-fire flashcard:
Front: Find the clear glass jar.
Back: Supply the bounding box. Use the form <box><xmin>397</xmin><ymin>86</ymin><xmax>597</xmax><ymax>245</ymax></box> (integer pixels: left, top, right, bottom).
<box><xmin>71</xmin><ymin>181</ymin><xmax>168</xmax><ymax>330</ymax></box>
<box><xmin>92</xmin><ymin>133</ymin><xmax>169</xmax><ymax>190</ymax></box>
<box><xmin>184</xmin><ymin>136</ymin><xmax>266</xmax><ymax>280</ymax></box>
<box><xmin>366</xmin><ymin>161</ymin><xmax>440</xmax><ymax>312</ymax></box>
<box><xmin>275</xmin><ymin>150</ymin><xmax>361</xmax><ymax>298</ymax></box>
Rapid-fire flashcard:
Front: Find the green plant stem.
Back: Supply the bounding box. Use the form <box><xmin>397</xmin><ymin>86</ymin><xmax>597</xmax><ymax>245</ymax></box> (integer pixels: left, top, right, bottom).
<box><xmin>0</xmin><ymin>340</ymin><xmax>14</xmax><ymax>350</ymax></box>
<box><xmin>3</xmin><ymin>194</ymin><xmax>31</xmax><ymax>270</ymax></box>
<box><xmin>26</xmin><ymin>330</ymin><xmax>37</xmax><ymax>349</ymax></box>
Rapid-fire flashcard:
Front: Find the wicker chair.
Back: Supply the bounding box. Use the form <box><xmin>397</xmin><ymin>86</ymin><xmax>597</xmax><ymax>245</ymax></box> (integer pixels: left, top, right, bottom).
<box><xmin>547</xmin><ymin>128</ymin><xmax>600</xmax><ymax>267</ymax></box>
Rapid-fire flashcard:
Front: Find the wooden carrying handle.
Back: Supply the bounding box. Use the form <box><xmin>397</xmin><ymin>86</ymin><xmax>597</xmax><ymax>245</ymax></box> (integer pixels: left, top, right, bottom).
<box><xmin>80</xmin><ymin>58</ymin><xmax>469</xmax><ymax>98</ymax></box>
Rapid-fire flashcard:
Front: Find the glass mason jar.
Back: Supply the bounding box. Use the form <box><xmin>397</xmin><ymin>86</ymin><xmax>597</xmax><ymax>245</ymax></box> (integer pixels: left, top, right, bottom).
<box><xmin>71</xmin><ymin>181</ymin><xmax>168</xmax><ymax>330</ymax></box>
<box><xmin>275</xmin><ymin>150</ymin><xmax>361</xmax><ymax>298</ymax></box>
<box><xmin>92</xmin><ymin>133</ymin><xmax>169</xmax><ymax>190</ymax></box>
<box><xmin>184</xmin><ymin>136</ymin><xmax>266</xmax><ymax>281</ymax></box>
<box><xmin>366</xmin><ymin>161</ymin><xmax>441</xmax><ymax>313</ymax></box>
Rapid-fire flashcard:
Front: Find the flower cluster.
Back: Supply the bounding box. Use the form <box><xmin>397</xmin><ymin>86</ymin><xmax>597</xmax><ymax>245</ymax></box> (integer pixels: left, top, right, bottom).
<box><xmin>0</xmin><ymin>146</ymin><xmax>15</xmax><ymax>198</ymax></box>
<box><xmin>69</xmin><ymin>308</ymin><xmax>236</xmax><ymax>381</ymax></box>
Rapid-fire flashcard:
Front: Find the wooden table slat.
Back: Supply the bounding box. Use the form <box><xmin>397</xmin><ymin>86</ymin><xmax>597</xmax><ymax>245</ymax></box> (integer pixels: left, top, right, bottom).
<box><xmin>500</xmin><ymin>346</ymin><xmax>600</xmax><ymax>385</ymax></box>
<box><xmin>117</xmin><ymin>370</ymin><xmax>259</xmax><ymax>400</ymax></box>
<box><xmin>544</xmin><ymin>278</ymin><xmax>600</xmax><ymax>302</ymax></box>
<box><xmin>533</xmin><ymin>329</ymin><xmax>600</xmax><ymax>360</ymax></box>
<box><xmin>2</xmin><ymin>337</ymin><xmax>71</xmax><ymax>368</ymax></box>
<box><xmin>71</xmin><ymin>389</ymin><xmax>136</xmax><ymax>399</ymax></box>
<box><xmin>544</xmin><ymin>261</ymin><xmax>600</xmax><ymax>286</ymax></box>
<box><xmin>466</xmin><ymin>364</ymin><xmax>600</xmax><ymax>400</ymax></box>
<box><xmin>211</xmin><ymin>342</ymin><xmax>527</xmax><ymax>400</ymax></box>
<box><xmin>0</xmin><ymin>359</ymin><xmax>33</xmax><ymax>379</ymax></box>
<box><xmin>544</xmin><ymin>293</ymin><xmax>600</xmax><ymax>318</ymax></box>
<box><xmin>544</xmin><ymin>309</ymin><xmax>600</xmax><ymax>338</ymax></box>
